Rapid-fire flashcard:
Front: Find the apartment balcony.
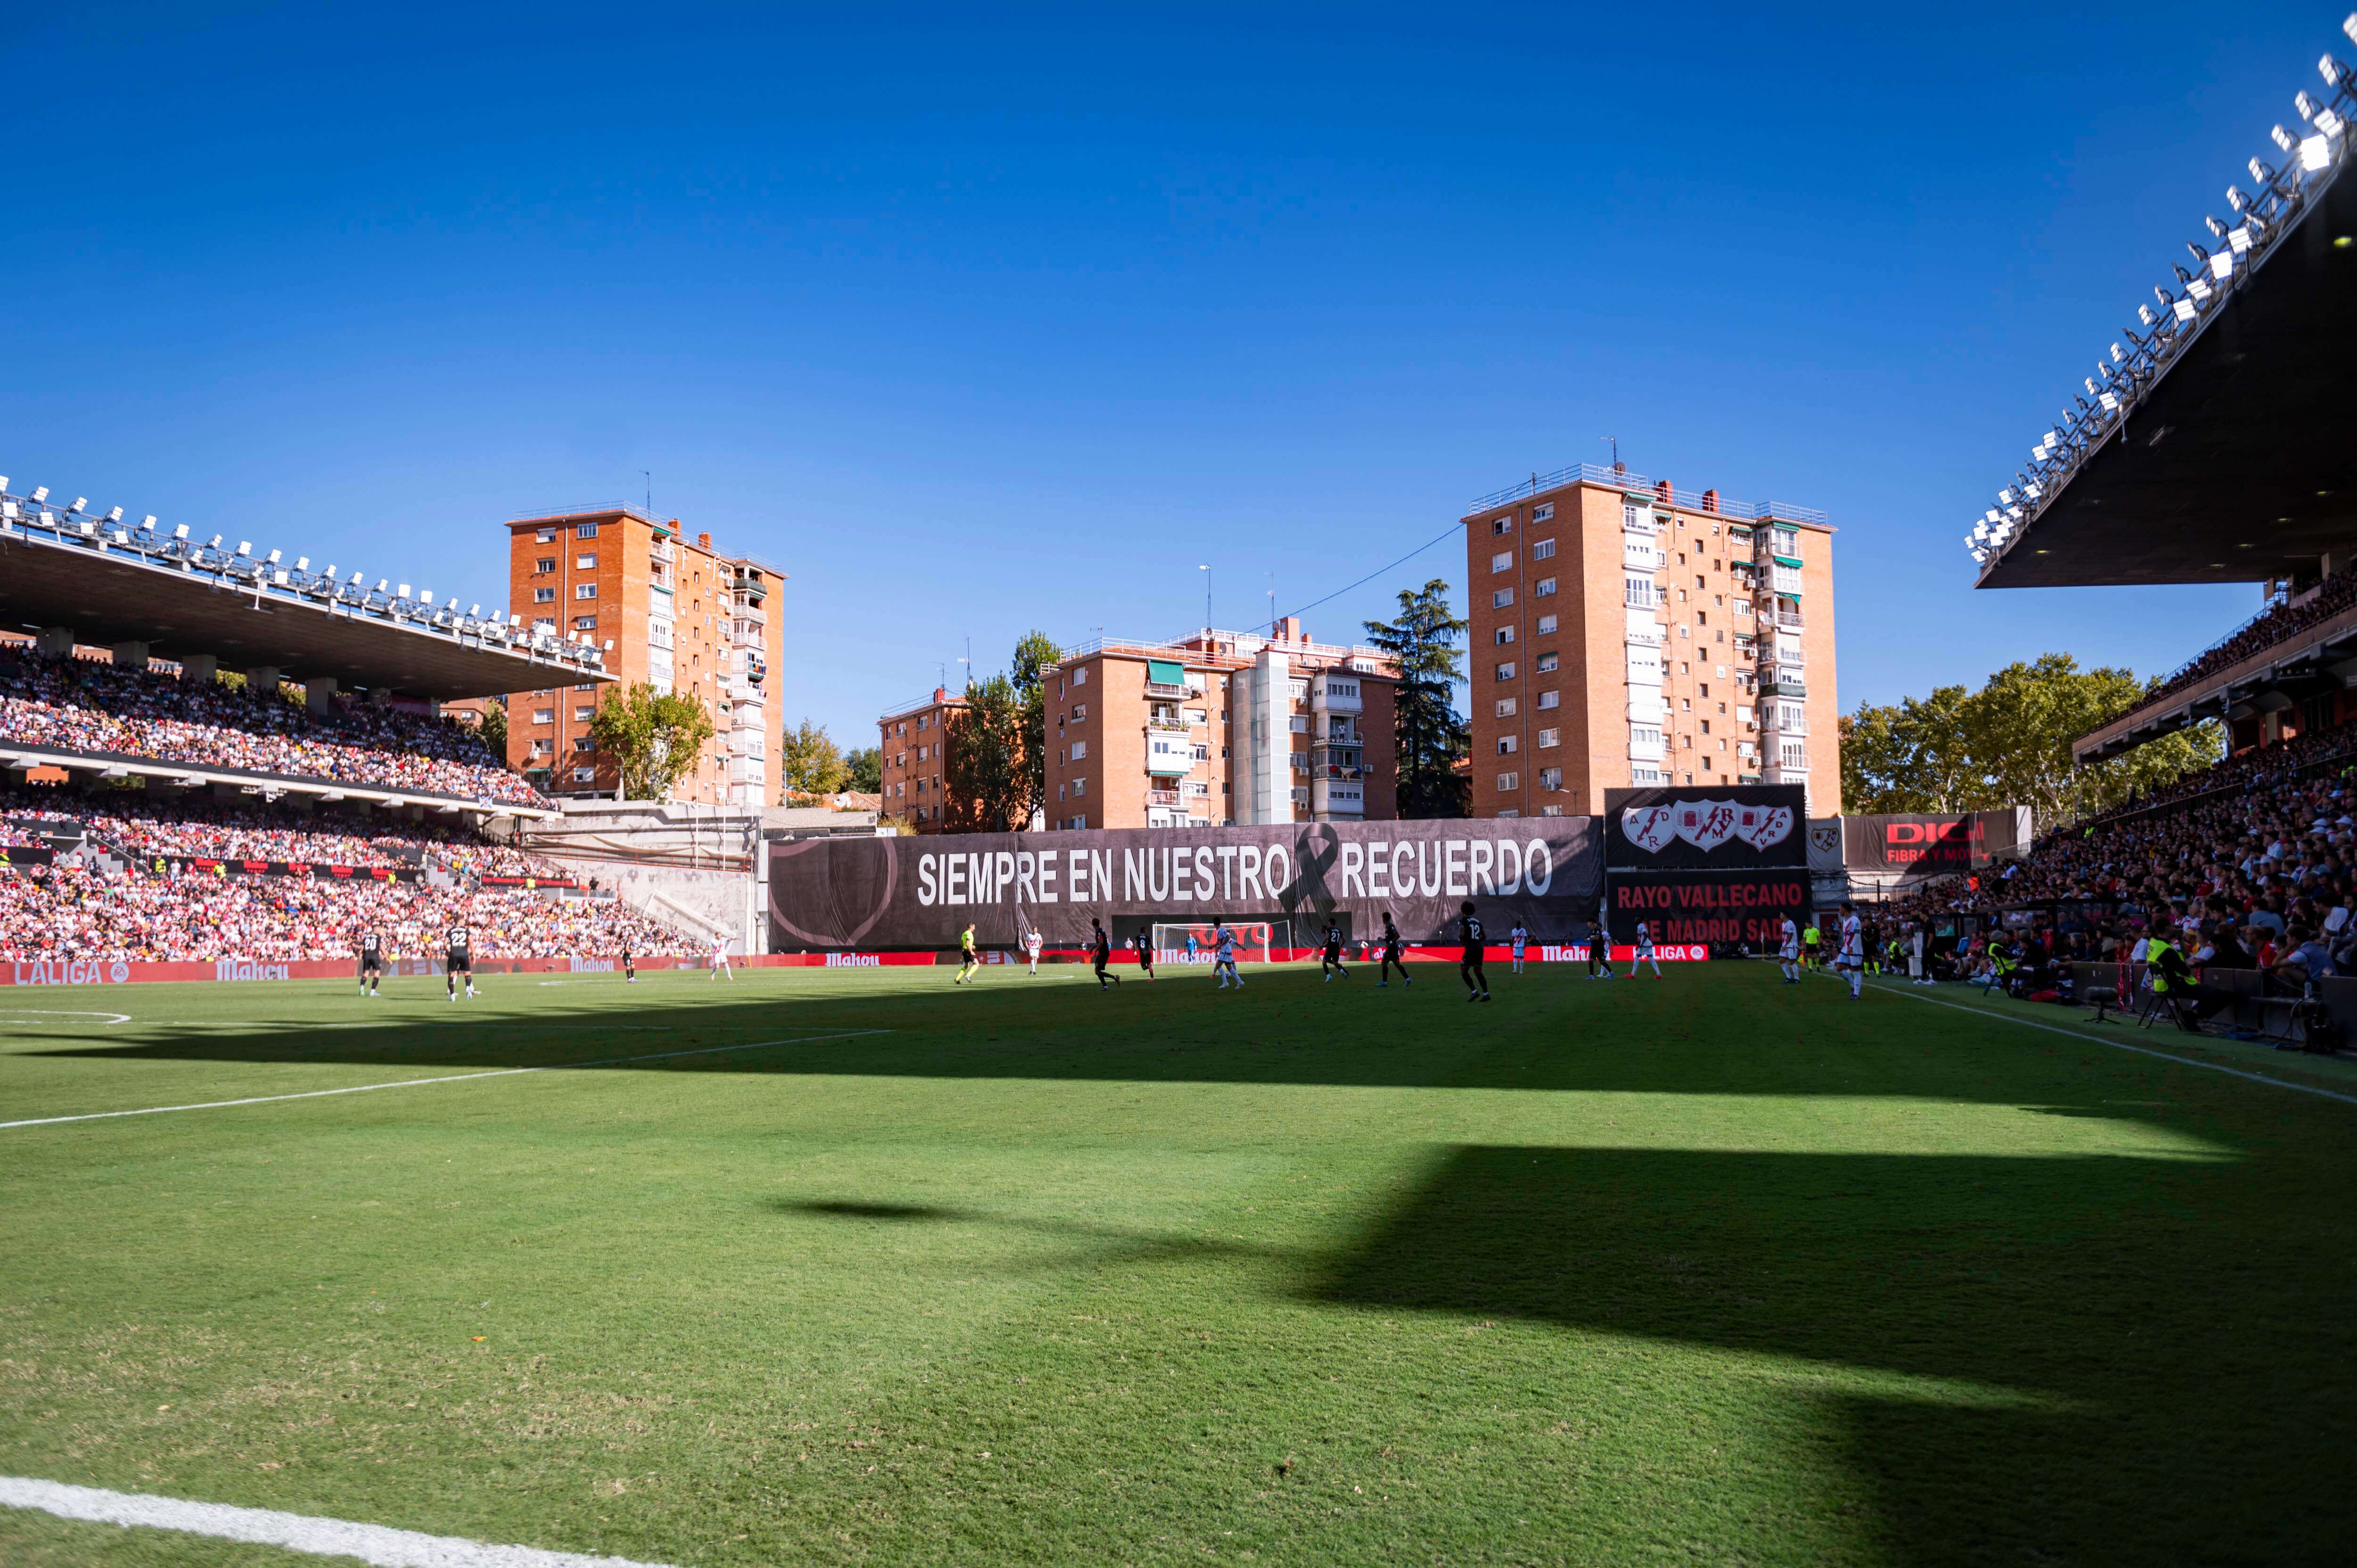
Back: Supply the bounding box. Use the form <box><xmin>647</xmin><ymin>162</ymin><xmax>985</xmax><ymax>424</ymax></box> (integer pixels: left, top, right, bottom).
<box><xmin>1310</xmin><ymin>775</ymin><xmax>1365</xmax><ymax>817</ymax></box>
<box><xmin>1772</xmin><ymin>608</ymin><xmax>1804</xmax><ymax>631</ymax></box>
<box><xmin>1759</xmin><ymin>679</ymin><xmax>1808</xmax><ymax>699</ymax></box>
<box><xmin>651</xmin><ymin>540</ymin><xmax>676</xmax><ymax>565</ymax></box>
<box><xmin>1624</xmin><ymin>611</ymin><xmax>1664</xmax><ymax>646</ymax></box>
<box><xmin>1310</xmin><ymin>677</ymin><xmax>1363</xmax><ymax>714</ymax></box>
<box><xmin>1145</xmin><ymin>680</ymin><xmax>1192</xmax><ymax>700</ymax></box>
<box><xmin>1147</xmin><ymin>788</ymin><xmax>1181</xmax><ymax>808</ymax></box>
<box><xmin>1146</xmin><ymin>716</ymin><xmax>1191</xmax><ymax>733</ymax></box>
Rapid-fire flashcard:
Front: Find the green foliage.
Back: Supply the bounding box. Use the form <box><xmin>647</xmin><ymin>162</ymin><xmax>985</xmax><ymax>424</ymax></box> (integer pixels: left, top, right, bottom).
<box><xmin>1363</xmin><ymin>577</ymin><xmax>1470</xmax><ymax>819</ymax></box>
<box><xmin>587</xmin><ymin>681</ymin><xmax>718</xmax><ymax>801</ymax></box>
<box><xmin>1841</xmin><ymin>653</ymin><xmax>2223</xmax><ymax>825</ymax></box>
<box><xmin>780</xmin><ymin>718</ymin><xmax>851</xmax><ymax>797</ymax></box>
<box><xmin>475</xmin><ymin>694</ymin><xmax>508</xmax><ymax>757</ymax></box>
<box><xmin>945</xmin><ymin>672</ymin><xmax>1027</xmax><ymax>831</ymax></box>
<box><xmin>843</xmin><ymin>745</ymin><xmax>884</xmax><ymax>794</ymax></box>
<box><xmin>1011</xmin><ymin>630</ymin><xmax>1060</xmax><ymax>829</ymax></box>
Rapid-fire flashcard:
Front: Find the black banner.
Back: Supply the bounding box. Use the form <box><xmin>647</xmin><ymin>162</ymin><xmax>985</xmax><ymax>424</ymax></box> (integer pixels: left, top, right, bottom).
<box><xmin>1603</xmin><ymin>786</ymin><xmax>1808</xmax><ymax>870</ymax></box>
<box><xmin>768</xmin><ymin>819</ymin><xmax>1601</xmax><ymax>952</ymax></box>
<box><xmin>148</xmin><ymin>855</ymin><xmax>420</xmax><ymax>883</ymax></box>
<box><xmin>1607</xmin><ymin>870</ymin><xmax>1812</xmax><ymax>947</ymax></box>
<box><xmin>0</xmin><ymin>845</ymin><xmax>56</xmax><ymax>866</ymax></box>
<box><xmin>1841</xmin><ymin>811</ymin><xmax>2028</xmax><ymax>876</ymax></box>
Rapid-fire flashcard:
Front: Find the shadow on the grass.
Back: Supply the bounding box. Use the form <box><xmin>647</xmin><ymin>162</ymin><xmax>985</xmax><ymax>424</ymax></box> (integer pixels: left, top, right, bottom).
<box><xmin>1313</xmin><ymin>1142</ymin><xmax>2357</xmax><ymax>1565</ymax></box>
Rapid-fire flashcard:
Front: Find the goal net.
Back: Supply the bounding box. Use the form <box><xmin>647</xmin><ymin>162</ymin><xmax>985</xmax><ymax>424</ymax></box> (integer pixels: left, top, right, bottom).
<box><xmin>1153</xmin><ymin>921</ymin><xmax>1286</xmax><ymax>965</ymax></box>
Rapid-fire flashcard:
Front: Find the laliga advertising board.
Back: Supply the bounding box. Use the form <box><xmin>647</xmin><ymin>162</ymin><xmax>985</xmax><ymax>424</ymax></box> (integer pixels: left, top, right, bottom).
<box><xmin>768</xmin><ymin>819</ymin><xmax>1602</xmax><ymax>952</ymax></box>
<box><xmin>1603</xmin><ymin>785</ymin><xmax>1813</xmax><ymax>947</ymax></box>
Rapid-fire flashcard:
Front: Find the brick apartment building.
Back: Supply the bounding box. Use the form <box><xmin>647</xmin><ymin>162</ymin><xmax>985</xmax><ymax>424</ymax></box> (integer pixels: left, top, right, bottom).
<box><xmin>1041</xmin><ymin>620</ymin><xmax>1398</xmax><ymax>830</ymax></box>
<box><xmin>876</xmin><ymin>687</ymin><xmax>970</xmax><ymax>833</ymax></box>
<box><xmin>1462</xmin><ymin>465</ymin><xmax>1838</xmax><ymax>816</ymax></box>
<box><xmin>503</xmin><ymin>506</ymin><xmax>787</xmax><ymax>807</ymax></box>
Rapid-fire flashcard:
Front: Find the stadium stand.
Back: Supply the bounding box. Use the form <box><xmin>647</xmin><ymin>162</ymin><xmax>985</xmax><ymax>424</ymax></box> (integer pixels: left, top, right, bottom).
<box><xmin>0</xmin><ymin>647</ymin><xmax>547</xmax><ymax>807</ymax></box>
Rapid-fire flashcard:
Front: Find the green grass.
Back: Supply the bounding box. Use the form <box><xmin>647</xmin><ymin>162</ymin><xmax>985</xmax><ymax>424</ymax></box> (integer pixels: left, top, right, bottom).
<box><xmin>2</xmin><ymin>961</ymin><xmax>2353</xmax><ymax>1566</ymax></box>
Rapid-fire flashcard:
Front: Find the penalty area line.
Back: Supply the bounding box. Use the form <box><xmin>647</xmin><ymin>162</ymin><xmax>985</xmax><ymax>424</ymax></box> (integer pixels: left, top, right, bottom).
<box><xmin>0</xmin><ymin>1474</ymin><xmax>688</xmax><ymax>1567</ymax></box>
<box><xmin>1856</xmin><ymin>977</ymin><xmax>2357</xmax><ymax>1107</ymax></box>
<box><xmin>0</xmin><ymin>1029</ymin><xmax>892</xmax><ymax>1131</ymax></box>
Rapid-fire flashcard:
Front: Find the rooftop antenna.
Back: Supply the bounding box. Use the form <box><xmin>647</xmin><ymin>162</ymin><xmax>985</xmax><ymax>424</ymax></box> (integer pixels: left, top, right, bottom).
<box><xmin>1199</xmin><ymin>563</ymin><xmax>1211</xmax><ymax>645</ymax></box>
<box><xmin>642</xmin><ymin>470</ymin><xmax>651</xmax><ymax>517</ymax></box>
<box><xmin>1601</xmin><ymin>435</ymin><xmax>1623</xmax><ymax>474</ymax></box>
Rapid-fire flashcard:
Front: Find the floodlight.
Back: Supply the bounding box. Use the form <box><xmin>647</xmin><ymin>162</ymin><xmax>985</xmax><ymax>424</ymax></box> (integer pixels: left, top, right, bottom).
<box><xmin>396</xmin><ymin>583</ymin><xmax>412</xmax><ymax>599</ymax></box>
<box><xmin>2111</xmin><ymin>342</ymin><xmax>2125</xmax><ymax>362</ymax></box>
<box><xmin>509</xmin><ymin>613</ymin><xmax>523</xmax><ymax>626</ymax></box>
<box><xmin>2230</xmin><ymin>224</ymin><xmax>2253</xmax><ymax>254</ymax></box>
<box><xmin>173</xmin><ymin>524</ymin><xmax>189</xmax><ymax>540</ymax></box>
<box><xmin>2319</xmin><ymin>109</ymin><xmax>2348</xmax><ymax>138</ymax></box>
<box><xmin>2273</xmin><ymin>124</ymin><xmax>2297</xmax><ymax>152</ymax></box>
<box><xmin>375</xmin><ymin>578</ymin><xmax>389</xmax><ymax>592</ymax></box>
<box><xmin>295</xmin><ymin>556</ymin><xmax>308</xmax><ymax>570</ymax></box>
<box><xmin>2099</xmin><ymin>391</ymin><xmax>2120</xmax><ymax>411</ymax></box>
<box><xmin>2251</xmin><ymin>156</ymin><xmax>2273</xmax><ymax>183</ymax></box>
<box><xmin>235</xmin><ymin>540</ymin><xmax>250</xmax><ymax>556</ymax></box>
<box><xmin>2297</xmin><ymin>90</ymin><xmax>2319</xmax><ymax>123</ymax></box>
<box><xmin>207</xmin><ymin>534</ymin><xmax>223</xmax><ymax>548</ymax></box>
<box><xmin>2209</xmin><ymin>250</ymin><xmax>2232</xmax><ymax>279</ymax></box>
<box><xmin>2346</xmin><ymin>13</ymin><xmax>2357</xmax><ymax>47</ymax></box>
<box><xmin>2085</xmin><ymin>376</ymin><xmax>2098</xmax><ymax>395</ymax></box>
<box><xmin>1985</xmin><ymin>509</ymin><xmax>2001</xmax><ymax>523</ymax></box>
<box><xmin>2173</xmin><ymin>297</ymin><xmax>2198</xmax><ymax>322</ymax></box>
<box><xmin>106</xmin><ymin>505</ymin><xmax>123</xmax><ymax>523</ymax></box>
<box><xmin>2302</xmin><ymin>134</ymin><xmax>2332</xmax><ymax>171</ymax></box>
<box><xmin>350</xmin><ymin>571</ymin><xmax>364</xmax><ymax>584</ymax></box>
<box><xmin>2186</xmin><ymin>276</ymin><xmax>2212</xmax><ymax>302</ymax></box>
<box><xmin>69</xmin><ymin>497</ymin><xmax>86</xmax><ymax>512</ymax></box>
<box><xmin>468</xmin><ymin>603</ymin><xmax>480</xmax><ymax>616</ymax></box>
<box><xmin>264</xmin><ymin>548</ymin><xmax>280</xmax><ymax>564</ymax></box>
<box><xmin>2227</xmin><ymin>184</ymin><xmax>2248</xmax><ymax>212</ymax></box>
<box><xmin>2025</xmin><ymin>481</ymin><xmax>2044</xmax><ymax>498</ymax></box>
<box><xmin>0</xmin><ymin>477</ymin><xmax>8</xmax><ymax>492</ymax></box>
<box><xmin>272</xmin><ymin>570</ymin><xmax>288</xmax><ymax>585</ymax></box>
<box><xmin>30</xmin><ymin>486</ymin><xmax>48</xmax><ymax>502</ymax></box>
<box><xmin>142</xmin><ymin>515</ymin><xmax>156</xmax><ymax>527</ymax></box>
<box><xmin>111</xmin><ymin>530</ymin><xmax>128</xmax><ymax>544</ymax></box>
<box><xmin>420</xmin><ymin>589</ymin><xmax>434</xmax><ymax>604</ymax></box>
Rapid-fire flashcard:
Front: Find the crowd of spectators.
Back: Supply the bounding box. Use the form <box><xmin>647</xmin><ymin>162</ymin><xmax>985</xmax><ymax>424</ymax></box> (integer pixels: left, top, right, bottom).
<box><xmin>0</xmin><ymin>649</ymin><xmax>548</xmax><ymax>807</ymax></box>
<box><xmin>2125</xmin><ymin>568</ymin><xmax>2357</xmax><ymax>714</ymax></box>
<box><xmin>1887</xmin><ymin>722</ymin><xmax>2357</xmax><ymax>994</ymax></box>
<box><xmin>0</xmin><ymin>862</ymin><xmax>694</xmax><ymax>963</ymax></box>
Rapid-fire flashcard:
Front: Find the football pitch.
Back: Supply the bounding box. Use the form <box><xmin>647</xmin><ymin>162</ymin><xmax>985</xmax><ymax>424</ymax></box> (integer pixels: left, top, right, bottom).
<box><xmin>3</xmin><ymin>961</ymin><xmax>2354</xmax><ymax>1567</ymax></box>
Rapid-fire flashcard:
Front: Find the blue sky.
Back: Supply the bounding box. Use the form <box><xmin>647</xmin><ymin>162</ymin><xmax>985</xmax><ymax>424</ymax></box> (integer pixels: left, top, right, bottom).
<box><xmin>1</xmin><ymin>1</ymin><xmax>2335</xmax><ymax>746</ymax></box>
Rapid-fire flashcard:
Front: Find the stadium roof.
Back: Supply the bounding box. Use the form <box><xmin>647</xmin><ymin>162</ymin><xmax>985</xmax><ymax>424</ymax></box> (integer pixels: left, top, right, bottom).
<box><xmin>1972</xmin><ymin>32</ymin><xmax>2357</xmax><ymax>590</ymax></box>
<box><xmin>0</xmin><ymin>491</ymin><xmax>613</xmax><ymax>700</ymax></box>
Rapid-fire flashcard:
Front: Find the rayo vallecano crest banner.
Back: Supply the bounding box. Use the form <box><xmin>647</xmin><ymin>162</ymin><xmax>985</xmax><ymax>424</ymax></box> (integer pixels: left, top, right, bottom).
<box><xmin>1603</xmin><ymin>786</ymin><xmax>1808</xmax><ymax>870</ymax></box>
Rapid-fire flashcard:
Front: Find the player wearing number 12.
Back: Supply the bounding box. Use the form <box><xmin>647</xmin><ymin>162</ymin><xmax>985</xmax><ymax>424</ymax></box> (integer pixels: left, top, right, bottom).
<box><xmin>1458</xmin><ymin>902</ymin><xmax>1490</xmax><ymax>1003</ymax></box>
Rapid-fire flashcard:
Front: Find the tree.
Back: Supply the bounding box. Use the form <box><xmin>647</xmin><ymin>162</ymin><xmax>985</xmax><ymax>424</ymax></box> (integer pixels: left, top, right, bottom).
<box><xmin>476</xmin><ymin>695</ymin><xmax>508</xmax><ymax>758</ymax></box>
<box><xmin>1011</xmin><ymin>630</ymin><xmax>1060</xmax><ymax>829</ymax></box>
<box><xmin>843</xmin><ymin>746</ymin><xmax>883</xmax><ymax>794</ymax></box>
<box><xmin>1840</xmin><ymin>654</ymin><xmax>2222</xmax><ymax>826</ymax></box>
<box><xmin>779</xmin><ymin>718</ymin><xmax>850</xmax><ymax>796</ymax></box>
<box><xmin>587</xmin><ymin>682</ymin><xmax>717</xmax><ymax>801</ymax></box>
<box><xmin>945</xmin><ymin>673</ymin><xmax>1028</xmax><ymax>831</ymax></box>
<box><xmin>1364</xmin><ymin>578</ymin><xmax>1470</xmax><ymax>818</ymax></box>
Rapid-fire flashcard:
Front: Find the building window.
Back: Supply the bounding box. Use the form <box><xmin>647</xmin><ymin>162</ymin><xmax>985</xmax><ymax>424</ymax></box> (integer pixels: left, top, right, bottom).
<box><xmin>574</xmin><ymin>616</ymin><xmax>597</xmax><ymax>631</ymax></box>
<box><xmin>1494</xmin><ymin>626</ymin><xmax>1516</xmax><ymax>646</ymax></box>
<box><xmin>536</xmin><ymin>527</ymin><xmax>556</xmax><ymax>543</ymax></box>
<box><xmin>576</xmin><ymin>554</ymin><xmax>597</xmax><ymax>569</ymax></box>
<box><xmin>1535</xmin><ymin>652</ymin><xmax>1558</xmax><ymax>673</ymax></box>
<box><xmin>529</xmin><ymin>738</ymin><xmax>552</xmax><ymax>755</ymax></box>
<box><xmin>1536</xmin><ymin>614</ymin><xmax>1557</xmax><ymax>635</ymax></box>
<box><xmin>1539</xmin><ymin>767</ymin><xmax>1562</xmax><ymax>790</ymax></box>
<box><xmin>1497</xmin><ymin>736</ymin><xmax>1518</xmax><ymax>755</ymax></box>
<box><xmin>1496</xmin><ymin>772</ymin><xmax>1519</xmax><ymax>791</ymax></box>
<box><xmin>1533</xmin><ymin>503</ymin><xmax>1553</xmax><ymax>522</ymax></box>
<box><xmin>1492</xmin><ymin>587</ymin><xmax>1514</xmax><ymax>609</ymax></box>
<box><xmin>1495</xmin><ymin>661</ymin><xmax>1516</xmax><ymax>681</ymax></box>
<box><xmin>1625</xmin><ymin>577</ymin><xmax>1656</xmax><ymax>608</ymax></box>
<box><xmin>573</xmin><ymin>767</ymin><xmax>595</xmax><ymax>782</ymax></box>
<box><xmin>1533</xmin><ymin>577</ymin><xmax>1556</xmax><ymax>597</ymax></box>
<box><xmin>576</xmin><ymin>522</ymin><xmax>599</xmax><ymax>538</ymax></box>
<box><xmin>573</xmin><ymin>737</ymin><xmax>593</xmax><ymax>753</ymax></box>
<box><xmin>574</xmin><ymin>705</ymin><xmax>593</xmax><ymax>722</ymax></box>
<box><xmin>535</xmin><ymin>558</ymin><xmax>555</xmax><ymax>574</ymax></box>
<box><xmin>1071</xmin><ymin>739</ymin><xmax>1088</xmax><ymax>760</ymax></box>
<box><xmin>1073</xmin><ymin>777</ymin><xmax>1087</xmax><ymax>796</ymax></box>
<box><xmin>1073</xmin><ymin>665</ymin><xmax>1088</xmax><ymax>686</ymax></box>
<box><xmin>1532</xmin><ymin>538</ymin><xmax>1556</xmax><ymax>560</ymax></box>
<box><xmin>533</xmin><ymin>587</ymin><xmax>556</xmax><ymax>603</ymax></box>
<box><xmin>1071</xmin><ymin>704</ymin><xmax>1087</xmax><ymax>722</ymax></box>
<box><xmin>1495</xmin><ymin>698</ymin><xmax>1516</xmax><ymax>718</ymax></box>
<box><xmin>1537</xmin><ymin>690</ymin><xmax>1559</xmax><ymax>710</ymax></box>
<box><xmin>1492</xmin><ymin>517</ymin><xmax>1513</xmax><ymax>536</ymax></box>
<box><xmin>1491</xmin><ymin>551</ymin><xmax>1513</xmax><ymax>574</ymax></box>
<box><xmin>532</xmin><ymin>709</ymin><xmax>554</xmax><ymax>724</ymax></box>
<box><xmin>1537</xmin><ymin>728</ymin><xmax>1559</xmax><ymax>748</ymax></box>
<box><xmin>575</xmin><ymin>583</ymin><xmax>597</xmax><ymax>599</ymax></box>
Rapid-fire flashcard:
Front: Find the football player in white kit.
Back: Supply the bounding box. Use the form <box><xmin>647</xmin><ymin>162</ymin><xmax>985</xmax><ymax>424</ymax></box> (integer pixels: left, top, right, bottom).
<box><xmin>1778</xmin><ymin>915</ymin><xmax>1801</xmax><ymax>984</ymax></box>
<box><xmin>1213</xmin><ymin>921</ymin><xmax>1244</xmax><ymax>989</ymax></box>
<box><xmin>709</xmin><ymin>932</ymin><xmax>733</xmax><ymax>980</ymax></box>
<box><xmin>1023</xmin><ymin>927</ymin><xmax>1043</xmax><ymax>976</ymax></box>
<box><xmin>1509</xmin><ymin>920</ymin><xmax>1529</xmax><ymax>975</ymax></box>
<box><xmin>1634</xmin><ymin>919</ymin><xmax>1662</xmax><ymax>977</ymax></box>
<box><xmin>1836</xmin><ymin>901</ymin><xmax>1865</xmax><ymax>999</ymax></box>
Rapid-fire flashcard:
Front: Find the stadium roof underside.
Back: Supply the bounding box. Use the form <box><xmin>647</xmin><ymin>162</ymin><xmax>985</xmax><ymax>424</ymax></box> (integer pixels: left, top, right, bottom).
<box><xmin>0</xmin><ymin>511</ymin><xmax>612</xmax><ymax>700</ymax></box>
<box><xmin>1975</xmin><ymin>152</ymin><xmax>2357</xmax><ymax>590</ymax></box>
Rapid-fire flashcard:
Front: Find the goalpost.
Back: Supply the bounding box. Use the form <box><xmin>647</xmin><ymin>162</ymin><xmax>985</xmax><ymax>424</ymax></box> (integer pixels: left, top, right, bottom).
<box><xmin>1152</xmin><ymin>921</ymin><xmax>1288</xmax><ymax>965</ymax></box>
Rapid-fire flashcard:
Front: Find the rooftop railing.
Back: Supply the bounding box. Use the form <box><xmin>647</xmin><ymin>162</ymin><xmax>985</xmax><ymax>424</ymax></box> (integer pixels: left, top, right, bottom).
<box><xmin>1465</xmin><ymin>463</ymin><xmax>1829</xmax><ymax>525</ymax></box>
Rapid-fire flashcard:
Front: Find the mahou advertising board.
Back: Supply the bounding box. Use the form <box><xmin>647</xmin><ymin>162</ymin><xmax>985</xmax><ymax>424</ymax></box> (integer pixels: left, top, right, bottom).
<box><xmin>768</xmin><ymin>819</ymin><xmax>1603</xmax><ymax>952</ymax></box>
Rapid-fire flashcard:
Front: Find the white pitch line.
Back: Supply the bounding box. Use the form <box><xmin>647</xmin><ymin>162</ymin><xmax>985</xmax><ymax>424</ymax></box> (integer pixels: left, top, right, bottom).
<box><xmin>0</xmin><ymin>1010</ymin><xmax>132</xmax><ymax>1025</ymax></box>
<box><xmin>0</xmin><ymin>1474</ymin><xmax>688</xmax><ymax>1567</ymax></box>
<box><xmin>0</xmin><ymin>1029</ymin><xmax>891</xmax><ymax>1130</ymax></box>
<box><xmin>1854</xmin><ymin>977</ymin><xmax>2357</xmax><ymax>1107</ymax></box>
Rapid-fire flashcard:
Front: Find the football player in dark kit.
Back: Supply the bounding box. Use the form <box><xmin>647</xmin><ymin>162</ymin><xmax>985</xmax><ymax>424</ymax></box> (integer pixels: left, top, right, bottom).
<box><xmin>1458</xmin><ymin>901</ymin><xmax>1491</xmax><ymax>1002</ymax></box>
<box><xmin>446</xmin><ymin>923</ymin><xmax>477</xmax><ymax>1002</ymax></box>
<box><xmin>357</xmin><ymin>928</ymin><xmax>384</xmax><ymax>997</ymax></box>
<box><xmin>622</xmin><ymin>937</ymin><xmax>636</xmax><ymax>985</ymax></box>
<box><xmin>1089</xmin><ymin>918</ymin><xmax>1120</xmax><ymax>989</ymax></box>
<box><xmin>1131</xmin><ymin>929</ymin><xmax>1156</xmax><ymax>980</ymax></box>
<box><xmin>1376</xmin><ymin>911</ymin><xmax>1411</xmax><ymax>988</ymax></box>
<box><xmin>1320</xmin><ymin>920</ymin><xmax>1349</xmax><ymax>982</ymax></box>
